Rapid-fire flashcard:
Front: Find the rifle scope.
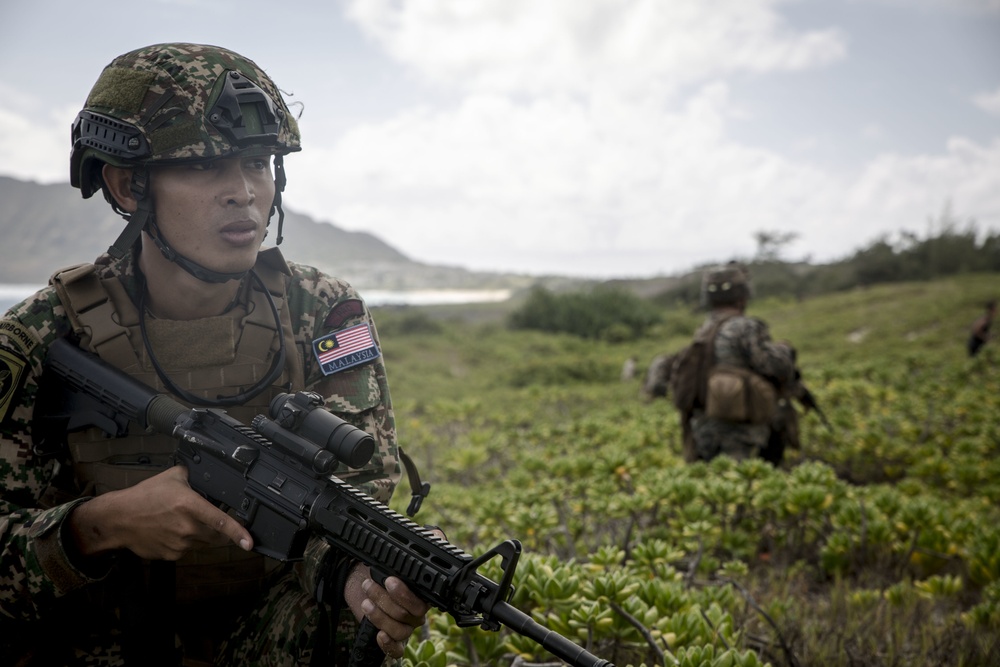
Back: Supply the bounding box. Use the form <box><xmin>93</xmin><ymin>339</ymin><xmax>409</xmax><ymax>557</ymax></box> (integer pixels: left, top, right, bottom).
<box><xmin>265</xmin><ymin>391</ymin><xmax>375</xmax><ymax>470</ymax></box>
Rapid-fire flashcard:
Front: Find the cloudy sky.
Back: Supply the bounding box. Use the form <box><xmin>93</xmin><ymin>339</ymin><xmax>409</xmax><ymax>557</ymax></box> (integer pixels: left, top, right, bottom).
<box><xmin>1</xmin><ymin>0</ymin><xmax>998</xmax><ymax>279</ymax></box>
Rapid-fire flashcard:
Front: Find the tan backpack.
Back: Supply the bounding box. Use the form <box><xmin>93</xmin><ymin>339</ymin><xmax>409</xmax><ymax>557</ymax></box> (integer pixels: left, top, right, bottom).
<box><xmin>669</xmin><ymin>316</ymin><xmax>733</xmax><ymax>416</ymax></box>
<box><xmin>705</xmin><ymin>364</ymin><xmax>777</xmax><ymax>424</ymax></box>
<box><xmin>671</xmin><ymin>315</ymin><xmax>777</xmax><ymax>424</ymax></box>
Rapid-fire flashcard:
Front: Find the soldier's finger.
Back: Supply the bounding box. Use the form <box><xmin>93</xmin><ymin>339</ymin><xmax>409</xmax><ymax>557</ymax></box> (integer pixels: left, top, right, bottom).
<box><xmin>361</xmin><ymin>580</ymin><xmax>425</xmax><ymax>640</ymax></box>
<box><xmin>383</xmin><ymin>576</ymin><xmax>431</xmax><ymax>617</ymax></box>
<box><xmin>376</xmin><ymin>631</ymin><xmax>406</xmax><ymax>660</ymax></box>
<box><xmin>192</xmin><ymin>500</ymin><xmax>253</xmax><ymax>551</ymax></box>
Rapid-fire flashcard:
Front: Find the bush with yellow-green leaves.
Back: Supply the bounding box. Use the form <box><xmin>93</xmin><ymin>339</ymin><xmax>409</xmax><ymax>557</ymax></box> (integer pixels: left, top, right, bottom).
<box><xmin>377</xmin><ymin>274</ymin><xmax>1000</xmax><ymax>666</ymax></box>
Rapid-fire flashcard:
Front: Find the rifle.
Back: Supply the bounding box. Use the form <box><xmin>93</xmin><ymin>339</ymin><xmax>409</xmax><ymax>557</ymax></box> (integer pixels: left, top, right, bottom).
<box><xmin>798</xmin><ymin>386</ymin><xmax>832</xmax><ymax>431</ymax></box>
<box><xmin>39</xmin><ymin>338</ymin><xmax>614</xmax><ymax>667</ymax></box>
<box><xmin>795</xmin><ymin>376</ymin><xmax>833</xmax><ymax>431</ymax></box>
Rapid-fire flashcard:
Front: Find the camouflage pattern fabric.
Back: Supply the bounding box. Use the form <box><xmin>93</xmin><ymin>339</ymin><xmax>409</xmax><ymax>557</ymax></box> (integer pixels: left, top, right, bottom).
<box><xmin>215</xmin><ymin>567</ymin><xmax>397</xmax><ymax>667</ymax></box>
<box><xmin>640</xmin><ymin>352</ymin><xmax>676</xmax><ymax>401</ymax></box>
<box><xmin>688</xmin><ymin>311</ymin><xmax>795</xmax><ymax>462</ymax></box>
<box><xmin>217</xmin><ymin>568</ymin><xmax>338</xmax><ymax>667</ymax></box>
<box><xmin>0</xmin><ymin>246</ymin><xmax>399</xmax><ymax>665</ymax></box>
<box><xmin>74</xmin><ymin>43</ymin><xmax>300</xmax><ymax>192</ymax></box>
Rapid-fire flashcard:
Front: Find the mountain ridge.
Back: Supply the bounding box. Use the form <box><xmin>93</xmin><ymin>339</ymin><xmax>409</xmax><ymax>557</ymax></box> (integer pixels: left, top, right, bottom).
<box><xmin>0</xmin><ymin>176</ymin><xmax>573</xmax><ymax>292</ymax></box>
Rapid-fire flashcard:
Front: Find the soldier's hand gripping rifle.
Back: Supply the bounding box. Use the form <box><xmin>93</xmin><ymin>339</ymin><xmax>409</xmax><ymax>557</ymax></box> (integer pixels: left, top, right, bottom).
<box><xmin>39</xmin><ymin>338</ymin><xmax>614</xmax><ymax>667</ymax></box>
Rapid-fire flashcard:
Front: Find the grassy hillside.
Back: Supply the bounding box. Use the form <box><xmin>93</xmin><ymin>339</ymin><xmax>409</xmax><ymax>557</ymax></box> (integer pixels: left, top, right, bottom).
<box><xmin>376</xmin><ymin>272</ymin><xmax>997</xmax><ymax>419</ymax></box>
<box><xmin>372</xmin><ymin>273</ymin><xmax>1000</xmax><ymax>667</ymax></box>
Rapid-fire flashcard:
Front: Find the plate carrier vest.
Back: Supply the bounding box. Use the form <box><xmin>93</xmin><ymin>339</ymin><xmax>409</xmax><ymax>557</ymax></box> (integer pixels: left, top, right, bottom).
<box><xmin>49</xmin><ymin>248</ymin><xmax>304</xmax><ymax>602</ymax></box>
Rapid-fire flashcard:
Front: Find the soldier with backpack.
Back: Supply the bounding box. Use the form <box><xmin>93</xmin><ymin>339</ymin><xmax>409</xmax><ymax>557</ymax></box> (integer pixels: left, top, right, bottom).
<box><xmin>669</xmin><ymin>262</ymin><xmax>797</xmax><ymax>463</ymax></box>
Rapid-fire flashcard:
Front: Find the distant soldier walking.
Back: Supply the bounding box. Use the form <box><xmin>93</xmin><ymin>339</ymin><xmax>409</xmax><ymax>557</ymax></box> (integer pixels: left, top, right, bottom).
<box><xmin>621</xmin><ymin>356</ymin><xmax>638</xmax><ymax>382</ymax></box>
<box><xmin>640</xmin><ymin>352</ymin><xmax>675</xmax><ymax>401</ymax></box>
<box><xmin>670</xmin><ymin>263</ymin><xmax>797</xmax><ymax>463</ymax></box>
<box><xmin>967</xmin><ymin>300</ymin><xmax>997</xmax><ymax>357</ymax></box>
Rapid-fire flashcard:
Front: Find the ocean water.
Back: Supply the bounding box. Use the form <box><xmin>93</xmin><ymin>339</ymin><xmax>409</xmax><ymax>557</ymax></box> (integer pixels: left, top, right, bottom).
<box><xmin>361</xmin><ymin>289</ymin><xmax>511</xmax><ymax>306</ymax></box>
<box><xmin>0</xmin><ymin>284</ymin><xmax>510</xmax><ymax>314</ymax></box>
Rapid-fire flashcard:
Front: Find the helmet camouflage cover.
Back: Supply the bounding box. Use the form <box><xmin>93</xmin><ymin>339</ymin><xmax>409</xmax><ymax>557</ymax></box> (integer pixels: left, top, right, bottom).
<box><xmin>71</xmin><ymin>42</ymin><xmax>301</xmax><ymax>198</ymax></box>
<box><xmin>701</xmin><ymin>261</ymin><xmax>752</xmax><ymax>307</ymax></box>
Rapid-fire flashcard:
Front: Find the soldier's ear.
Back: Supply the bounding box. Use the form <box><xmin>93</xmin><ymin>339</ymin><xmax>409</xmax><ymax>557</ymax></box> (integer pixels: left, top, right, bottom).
<box><xmin>102</xmin><ymin>165</ymin><xmax>138</xmax><ymax>214</ymax></box>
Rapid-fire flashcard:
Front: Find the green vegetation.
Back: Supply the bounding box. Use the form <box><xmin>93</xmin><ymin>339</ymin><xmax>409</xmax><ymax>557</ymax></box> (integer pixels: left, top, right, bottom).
<box><xmin>375</xmin><ymin>272</ymin><xmax>1000</xmax><ymax>667</ymax></box>
<box><xmin>508</xmin><ymin>285</ymin><xmax>664</xmax><ymax>341</ymax></box>
<box><xmin>653</xmin><ymin>221</ymin><xmax>1000</xmax><ymax>306</ymax></box>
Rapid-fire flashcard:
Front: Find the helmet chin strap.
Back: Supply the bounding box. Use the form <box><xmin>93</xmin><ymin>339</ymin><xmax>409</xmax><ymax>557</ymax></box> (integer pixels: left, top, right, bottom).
<box><xmin>147</xmin><ymin>217</ymin><xmax>249</xmax><ymax>284</ymax></box>
<box><xmin>107</xmin><ymin>170</ymin><xmax>152</xmax><ymax>260</ymax></box>
<box><xmin>271</xmin><ymin>155</ymin><xmax>287</xmax><ymax>246</ymax></box>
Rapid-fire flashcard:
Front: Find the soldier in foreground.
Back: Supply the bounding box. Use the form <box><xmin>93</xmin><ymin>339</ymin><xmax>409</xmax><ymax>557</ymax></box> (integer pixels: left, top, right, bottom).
<box><xmin>670</xmin><ymin>263</ymin><xmax>797</xmax><ymax>463</ymax></box>
<box><xmin>0</xmin><ymin>43</ymin><xmax>429</xmax><ymax>665</ymax></box>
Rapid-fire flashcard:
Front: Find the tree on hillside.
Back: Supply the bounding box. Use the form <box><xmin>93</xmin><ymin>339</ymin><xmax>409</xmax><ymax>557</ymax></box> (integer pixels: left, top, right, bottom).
<box><xmin>753</xmin><ymin>230</ymin><xmax>800</xmax><ymax>262</ymax></box>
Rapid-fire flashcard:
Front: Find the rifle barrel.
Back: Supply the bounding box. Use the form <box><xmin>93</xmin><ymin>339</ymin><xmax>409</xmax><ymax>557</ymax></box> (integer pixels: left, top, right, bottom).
<box><xmin>492</xmin><ymin>600</ymin><xmax>615</xmax><ymax>667</ymax></box>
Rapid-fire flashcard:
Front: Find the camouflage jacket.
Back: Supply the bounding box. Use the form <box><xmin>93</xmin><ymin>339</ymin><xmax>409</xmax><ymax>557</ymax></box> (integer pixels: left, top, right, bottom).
<box><xmin>690</xmin><ymin>310</ymin><xmax>795</xmax><ymax>459</ymax></box>
<box><xmin>0</xmin><ymin>247</ymin><xmax>399</xmax><ymax>626</ymax></box>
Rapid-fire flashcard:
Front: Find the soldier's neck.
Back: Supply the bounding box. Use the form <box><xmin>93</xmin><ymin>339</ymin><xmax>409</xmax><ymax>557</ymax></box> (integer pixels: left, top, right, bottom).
<box><xmin>138</xmin><ymin>248</ymin><xmax>242</xmax><ymax>321</ymax></box>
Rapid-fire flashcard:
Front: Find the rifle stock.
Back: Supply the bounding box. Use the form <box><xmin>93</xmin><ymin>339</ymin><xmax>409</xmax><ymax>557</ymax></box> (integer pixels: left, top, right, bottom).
<box><xmin>41</xmin><ymin>338</ymin><xmax>614</xmax><ymax>667</ymax></box>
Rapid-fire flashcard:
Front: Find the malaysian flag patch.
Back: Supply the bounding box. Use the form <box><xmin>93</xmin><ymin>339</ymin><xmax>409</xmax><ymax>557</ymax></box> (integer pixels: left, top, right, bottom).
<box><xmin>312</xmin><ymin>323</ymin><xmax>381</xmax><ymax>376</ymax></box>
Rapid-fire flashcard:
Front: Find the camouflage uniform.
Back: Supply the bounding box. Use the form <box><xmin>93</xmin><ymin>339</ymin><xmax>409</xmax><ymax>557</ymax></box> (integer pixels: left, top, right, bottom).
<box><xmin>0</xmin><ymin>246</ymin><xmax>400</xmax><ymax>665</ymax></box>
<box><xmin>689</xmin><ymin>311</ymin><xmax>795</xmax><ymax>462</ymax></box>
<box><xmin>0</xmin><ymin>41</ymin><xmax>406</xmax><ymax>666</ymax></box>
<box><xmin>640</xmin><ymin>353</ymin><xmax>675</xmax><ymax>401</ymax></box>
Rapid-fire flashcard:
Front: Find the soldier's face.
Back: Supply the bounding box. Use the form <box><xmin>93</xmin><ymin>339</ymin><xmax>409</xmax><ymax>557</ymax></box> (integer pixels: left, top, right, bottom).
<box><xmin>149</xmin><ymin>155</ymin><xmax>275</xmax><ymax>274</ymax></box>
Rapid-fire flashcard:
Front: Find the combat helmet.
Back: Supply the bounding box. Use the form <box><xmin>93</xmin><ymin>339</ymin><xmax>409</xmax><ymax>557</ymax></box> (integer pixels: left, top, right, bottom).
<box><xmin>701</xmin><ymin>261</ymin><xmax>752</xmax><ymax>308</ymax></box>
<box><xmin>70</xmin><ymin>43</ymin><xmax>301</xmax><ymax>282</ymax></box>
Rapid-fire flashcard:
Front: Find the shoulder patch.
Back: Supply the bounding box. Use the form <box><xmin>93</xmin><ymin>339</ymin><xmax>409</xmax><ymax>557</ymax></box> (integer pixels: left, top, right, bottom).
<box><xmin>323</xmin><ymin>299</ymin><xmax>365</xmax><ymax>329</ymax></box>
<box><xmin>0</xmin><ymin>348</ymin><xmax>29</xmax><ymax>422</ymax></box>
<box><xmin>0</xmin><ymin>319</ymin><xmax>40</xmax><ymax>359</ymax></box>
<box><xmin>312</xmin><ymin>323</ymin><xmax>381</xmax><ymax>376</ymax></box>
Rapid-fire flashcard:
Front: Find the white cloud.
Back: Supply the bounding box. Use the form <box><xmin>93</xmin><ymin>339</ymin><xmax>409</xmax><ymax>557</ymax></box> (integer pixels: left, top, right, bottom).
<box><xmin>346</xmin><ymin>0</ymin><xmax>847</xmax><ymax>98</ymax></box>
<box><xmin>289</xmin><ymin>0</ymin><xmax>861</xmax><ymax>276</ymax></box>
<box><xmin>1</xmin><ymin>2</ymin><xmax>996</xmax><ymax>281</ymax></box>
<box><xmin>871</xmin><ymin>0</ymin><xmax>1000</xmax><ymax>14</ymax></box>
<box><xmin>844</xmin><ymin>137</ymin><xmax>1000</xmax><ymax>237</ymax></box>
<box><xmin>287</xmin><ymin>82</ymin><xmax>845</xmax><ymax>276</ymax></box>
<box><xmin>0</xmin><ymin>84</ymin><xmax>76</xmax><ymax>184</ymax></box>
<box><xmin>287</xmin><ymin>0</ymin><xmax>990</xmax><ymax>277</ymax></box>
<box><xmin>284</xmin><ymin>70</ymin><xmax>1000</xmax><ymax>278</ymax></box>
<box><xmin>973</xmin><ymin>87</ymin><xmax>1000</xmax><ymax>116</ymax></box>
